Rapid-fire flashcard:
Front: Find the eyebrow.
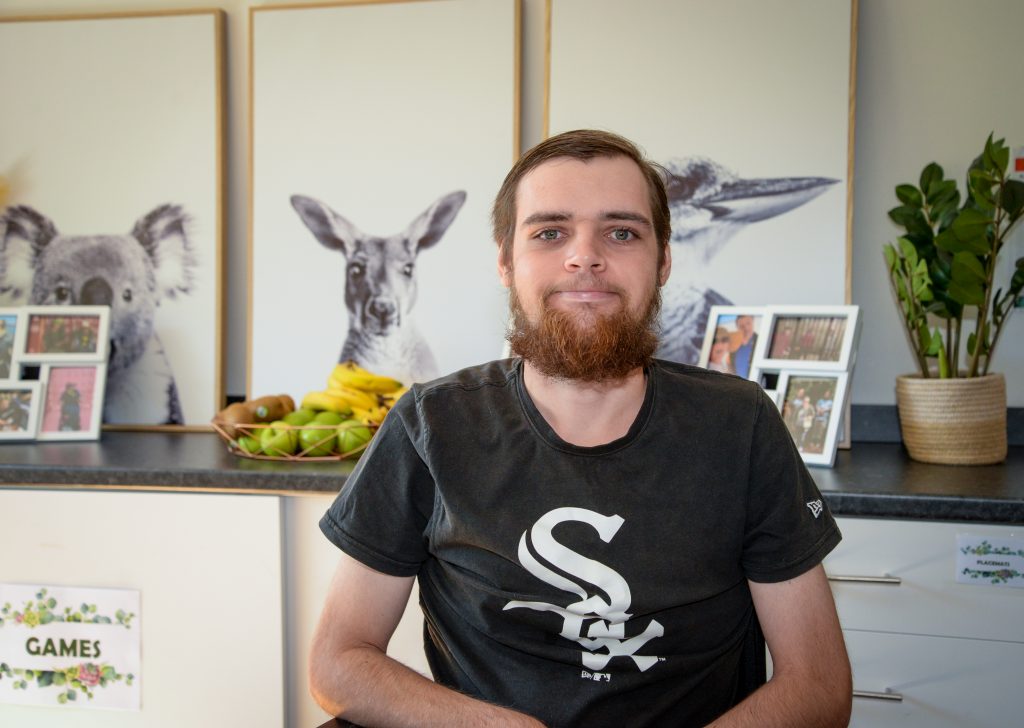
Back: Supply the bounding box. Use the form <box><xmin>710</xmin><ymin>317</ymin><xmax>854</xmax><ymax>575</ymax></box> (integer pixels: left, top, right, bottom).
<box><xmin>519</xmin><ymin>210</ymin><xmax>653</xmax><ymax>228</ymax></box>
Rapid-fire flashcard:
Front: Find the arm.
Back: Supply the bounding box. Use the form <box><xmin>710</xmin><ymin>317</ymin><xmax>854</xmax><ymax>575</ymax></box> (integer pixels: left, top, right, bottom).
<box><xmin>707</xmin><ymin>564</ymin><xmax>852</xmax><ymax>728</ymax></box>
<box><xmin>309</xmin><ymin>552</ymin><xmax>545</xmax><ymax>728</ymax></box>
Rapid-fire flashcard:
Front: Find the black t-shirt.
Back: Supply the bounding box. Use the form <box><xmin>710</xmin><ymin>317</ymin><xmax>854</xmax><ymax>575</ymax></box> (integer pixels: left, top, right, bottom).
<box><xmin>320</xmin><ymin>359</ymin><xmax>841</xmax><ymax>727</ymax></box>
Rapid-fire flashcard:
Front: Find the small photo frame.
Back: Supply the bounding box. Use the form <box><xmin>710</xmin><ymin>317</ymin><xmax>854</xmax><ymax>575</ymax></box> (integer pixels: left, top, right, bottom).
<box><xmin>751</xmin><ymin>305</ymin><xmax>860</xmax><ymax>374</ymax></box>
<box><xmin>37</xmin><ymin>363</ymin><xmax>107</xmax><ymax>441</ymax></box>
<box><xmin>698</xmin><ymin>306</ymin><xmax>766</xmax><ymax>379</ymax></box>
<box><xmin>777</xmin><ymin>371</ymin><xmax>849</xmax><ymax>467</ymax></box>
<box><xmin>0</xmin><ymin>308</ymin><xmax>26</xmax><ymax>380</ymax></box>
<box><xmin>0</xmin><ymin>381</ymin><xmax>41</xmax><ymax>440</ymax></box>
<box><xmin>17</xmin><ymin>306</ymin><xmax>110</xmax><ymax>363</ymax></box>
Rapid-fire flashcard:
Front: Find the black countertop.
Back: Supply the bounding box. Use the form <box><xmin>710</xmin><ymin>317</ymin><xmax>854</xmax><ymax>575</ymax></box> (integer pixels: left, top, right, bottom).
<box><xmin>0</xmin><ymin>432</ymin><xmax>1021</xmax><ymax>525</ymax></box>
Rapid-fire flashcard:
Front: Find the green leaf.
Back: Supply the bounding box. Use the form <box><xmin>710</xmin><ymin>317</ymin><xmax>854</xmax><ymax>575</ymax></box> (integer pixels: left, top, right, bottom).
<box><xmin>37</xmin><ymin>671</ymin><xmax>53</xmax><ymax>688</ymax></box>
<box><xmin>967</xmin><ymin>331</ymin><xmax>977</xmax><ymax>356</ymax></box>
<box><xmin>948</xmin><ymin>279</ymin><xmax>986</xmax><ymax>306</ymax></box>
<box><xmin>950</xmin><ymin>208</ymin><xmax>992</xmax><ymax>254</ymax></box>
<box><xmin>898</xmin><ymin>237</ymin><xmax>919</xmax><ymax>267</ymax></box>
<box><xmin>920</xmin><ymin>163</ymin><xmax>944</xmax><ymax>195</ymax></box>
<box><xmin>896</xmin><ymin>184</ymin><xmax>923</xmax><ymax>207</ymax></box>
<box><xmin>1001</xmin><ymin>179</ymin><xmax>1024</xmax><ymax>218</ymax></box>
<box><xmin>883</xmin><ymin>243</ymin><xmax>896</xmax><ymax>269</ymax></box>
<box><xmin>951</xmin><ymin>251</ymin><xmax>986</xmax><ymax>284</ymax></box>
<box><xmin>937</xmin><ymin>341</ymin><xmax>950</xmax><ymax>378</ymax></box>
<box><xmin>67</xmin><ymin>689</ymin><xmax>76</xmax><ymax>701</ymax></box>
<box><xmin>935</xmin><ymin>228</ymin><xmax>965</xmax><ymax>253</ymax></box>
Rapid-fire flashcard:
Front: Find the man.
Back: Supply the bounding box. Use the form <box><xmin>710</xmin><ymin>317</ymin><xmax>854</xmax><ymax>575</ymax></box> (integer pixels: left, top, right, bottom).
<box><xmin>310</xmin><ymin>130</ymin><xmax>851</xmax><ymax>727</ymax></box>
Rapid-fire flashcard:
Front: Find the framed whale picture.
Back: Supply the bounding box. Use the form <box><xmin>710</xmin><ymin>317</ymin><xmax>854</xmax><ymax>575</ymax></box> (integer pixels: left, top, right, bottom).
<box><xmin>547</xmin><ymin>0</ymin><xmax>856</xmax><ymax>369</ymax></box>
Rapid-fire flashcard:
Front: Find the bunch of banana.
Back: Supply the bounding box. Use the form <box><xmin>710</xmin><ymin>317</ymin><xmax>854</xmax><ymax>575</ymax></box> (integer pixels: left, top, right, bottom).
<box><xmin>301</xmin><ymin>360</ymin><xmax>410</xmax><ymax>426</ymax></box>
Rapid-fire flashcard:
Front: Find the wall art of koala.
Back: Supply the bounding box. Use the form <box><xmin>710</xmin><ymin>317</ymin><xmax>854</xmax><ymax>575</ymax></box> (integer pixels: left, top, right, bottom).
<box><xmin>0</xmin><ymin>204</ymin><xmax>197</xmax><ymax>425</ymax></box>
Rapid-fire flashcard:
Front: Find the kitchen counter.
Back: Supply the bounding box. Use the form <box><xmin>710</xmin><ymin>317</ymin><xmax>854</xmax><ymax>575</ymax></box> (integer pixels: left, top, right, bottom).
<box><xmin>0</xmin><ymin>432</ymin><xmax>1021</xmax><ymax>524</ymax></box>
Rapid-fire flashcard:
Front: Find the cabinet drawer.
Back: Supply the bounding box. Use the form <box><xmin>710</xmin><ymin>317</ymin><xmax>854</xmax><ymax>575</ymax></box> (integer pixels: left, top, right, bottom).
<box><xmin>845</xmin><ymin>629</ymin><xmax>1024</xmax><ymax>728</ymax></box>
<box><xmin>826</xmin><ymin>518</ymin><xmax>1024</xmax><ymax>642</ymax></box>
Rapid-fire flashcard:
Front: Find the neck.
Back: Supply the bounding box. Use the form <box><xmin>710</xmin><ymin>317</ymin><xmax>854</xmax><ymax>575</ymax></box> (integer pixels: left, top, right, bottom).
<box><xmin>522</xmin><ymin>360</ymin><xmax>648</xmax><ymax>447</ymax></box>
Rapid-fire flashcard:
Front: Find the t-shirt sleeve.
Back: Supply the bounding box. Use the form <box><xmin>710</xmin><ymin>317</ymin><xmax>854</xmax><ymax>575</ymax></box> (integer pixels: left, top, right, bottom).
<box><xmin>319</xmin><ymin>395</ymin><xmax>435</xmax><ymax>577</ymax></box>
<box><xmin>741</xmin><ymin>388</ymin><xmax>841</xmax><ymax>583</ymax></box>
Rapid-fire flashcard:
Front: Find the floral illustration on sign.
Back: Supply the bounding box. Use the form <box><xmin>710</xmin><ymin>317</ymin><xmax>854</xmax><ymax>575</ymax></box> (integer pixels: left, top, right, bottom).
<box><xmin>960</xmin><ymin>540</ymin><xmax>1024</xmax><ymax>584</ymax></box>
<box><xmin>0</xmin><ymin>661</ymin><xmax>134</xmax><ymax>703</ymax></box>
<box><xmin>0</xmin><ymin>588</ymin><xmax>135</xmax><ymax>628</ymax></box>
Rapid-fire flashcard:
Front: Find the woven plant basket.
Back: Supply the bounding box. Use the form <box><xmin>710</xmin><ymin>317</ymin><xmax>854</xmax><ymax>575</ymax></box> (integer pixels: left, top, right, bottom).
<box><xmin>895</xmin><ymin>373</ymin><xmax>1007</xmax><ymax>465</ymax></box>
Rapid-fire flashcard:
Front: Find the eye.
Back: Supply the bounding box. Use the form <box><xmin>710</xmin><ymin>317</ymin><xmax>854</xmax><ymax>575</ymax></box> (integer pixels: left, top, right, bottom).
<box><xmin>610</xmin><ymin>228</ymin><xmax>637</xmax><ymax>242</ymax></box>
<box><xmin>536</xmin><ymin>229</ymin><xmax>562</xmax><ymax>241</ymax></box>
<box><xmin>55</xmin><ymin>286</ymin><xmax>71</xmax><ymax>302</ymax></box>
<box><xmin>349</xmin><ymin>263</ymin><xmax>365</xmax><ymax>279</ymax></box>
<box><xmin>122</xmin><ymin>289</ymin><xmax>133</xmax><ymax>302</ymax></box>
<box><xmin>402</xmin><ymin>263</ymin><xmax>414</xmax><ymax>277</ymax></box>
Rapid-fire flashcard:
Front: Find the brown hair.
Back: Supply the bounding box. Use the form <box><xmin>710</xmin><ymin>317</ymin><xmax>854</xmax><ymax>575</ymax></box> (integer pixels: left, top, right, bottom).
<box><xmin>491</xmin><ymin>129</ymin><xmax>671</xmax><ymax>267</ymax></box>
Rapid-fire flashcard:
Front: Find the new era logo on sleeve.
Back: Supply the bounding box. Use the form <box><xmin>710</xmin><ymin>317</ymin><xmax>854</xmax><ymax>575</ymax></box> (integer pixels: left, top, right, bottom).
<box><xmin>806</xmin><ymin>500</ymin><xmax>823</xmax><ymax>518</ymax></box>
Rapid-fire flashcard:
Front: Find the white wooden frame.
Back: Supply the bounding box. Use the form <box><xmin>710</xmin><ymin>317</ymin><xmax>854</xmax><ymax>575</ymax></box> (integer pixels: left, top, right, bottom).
<box><xmin>16</xmin><ymin>306</ymin><xmax>110</xmax><ymax>364</ymax></box>
<box><xmin>0</xmin><ymin>380</ymin><xmax>41</xmax><ymax>440</ymax></box>
<box><xmin>36</xmin><ymin>363</ymin><xmax>107</xmax><ymax>441</ymax></box>
<box><xmin>697</xmin><ymin>305</ymin><xmax>767</xmax><ymax>379</ymax></box>
<box><xmin>0</xmin><ymin>308</ymin><xmax>26</xmax><ymax>381</ymax></box>
<box><xmin>776</xmin><ymin>370</ymin><xmax>850</xmax><ymax>467</ymax></box>
<box><xmin>750</xmin><ymin>305</ymin><xmax>861</xmax><ymax>377</ymax></box>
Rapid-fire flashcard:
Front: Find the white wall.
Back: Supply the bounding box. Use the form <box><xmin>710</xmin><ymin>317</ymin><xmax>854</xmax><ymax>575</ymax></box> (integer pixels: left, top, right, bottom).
<box><xmin>0</xmin><ymin>0</ymin><xmax>1020</xmax><ymax>405</ymax></box>
<box><xmin>852</xmin><ymin>0</ymin><xmax>1024</xmax><ymax>405</ymax></box>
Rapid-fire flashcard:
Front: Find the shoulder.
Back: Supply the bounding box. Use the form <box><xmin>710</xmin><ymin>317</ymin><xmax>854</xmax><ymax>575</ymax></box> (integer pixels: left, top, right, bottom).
<box><xmin>651</xmin><ymin>358</ymin><xmax>763</xmax><ymax>404</ymax></box>
<box><xmin>412</xmin><ymin>359</ymin><xmax>518</xmax><ymax>400</ymax></box>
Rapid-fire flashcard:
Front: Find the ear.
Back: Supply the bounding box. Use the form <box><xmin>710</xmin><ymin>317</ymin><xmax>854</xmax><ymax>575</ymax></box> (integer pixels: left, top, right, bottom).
<box><xmin>131</xmin><ymin>204</ymin><xmax>197</xmax><ymax>299</ymax></box>
<box><xmin>497</xmin><ymin>242</ymin><xmax>512</xmax><ymax>289</ymax></box>
<box><xmin>658</xmin><ymin>242</ymin><xmax>672</xmax><ymax>287</ymax></box>
<box><xmin>406</xmin><ymin>190</ymin><xmax>467</xmax><ymax>252</ymax></box>
<box><xmin>0</xmin><ymin>205</ymin><xmax>58</xmax><ymax>301</ymax></box>
<box><xmin>290</xmin><ymin>195</ymin><xmax>362</xmax><ymax>258</ymax></box>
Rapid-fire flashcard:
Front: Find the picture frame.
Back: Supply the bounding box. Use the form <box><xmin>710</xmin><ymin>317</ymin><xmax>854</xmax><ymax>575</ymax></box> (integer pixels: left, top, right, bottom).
<box><xmin>249</xmin><ymin>0</ymin><xmax>520</xmax><ymax>398</ymax></box>
<box><xmin>0</xmin><ymin>10</ymin><xmax>227</xmax><ymax>428</ymax></box>
<box><xmin>0</xmin><ymin>380</ymin><xmax>41</xmax><ymax>441</ymax></box>
<box><xmin>0</xmin><ymin>308</ymin><xmax>26</xmax><ymax>380</ymax></box>
<box><xmin>36</xmin><ymin>363</ymin><xmax>107</xmax><ymax>441</ymax></box>
<box><xmin>16</xmin><ymin>306</ymin><xmax>110</xmax><ymax>364</ymax></box>
<box><xmin>750</xmin><ymin>305</ymin><xmax>862</xmax><ymax>377</ymax></box>
<box><xmin>546</xmin><ymin>0</ymin><xmax>856</xmax><ymax>367</ymax></box>
<box><xmin>697</xmin><ymin>306</ymin><xmax>766</xmax><ymax>379</ymax></box>
<box><xmin>776</xmin><ymin>371</ymin><xmax>849</xmax><ymax>467</ymax></box>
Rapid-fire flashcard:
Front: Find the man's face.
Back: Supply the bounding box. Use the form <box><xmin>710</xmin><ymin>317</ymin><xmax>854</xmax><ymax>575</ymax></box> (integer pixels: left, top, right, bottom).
<box><xmin>498</xmin><ymin>155</ymin><xmax>671</xmax><ymax>380</ymax></box>
<box><xmin>736</xmin><ymin>316</ymin><xmax>753</xmax><ymax>336</ymax></box>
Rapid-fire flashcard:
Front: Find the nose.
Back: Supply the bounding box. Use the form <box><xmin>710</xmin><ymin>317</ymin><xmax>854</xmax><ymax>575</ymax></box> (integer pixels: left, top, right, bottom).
<box><xmin>368</xmin><ymin>298</ymin><xmax>396</xmax><ymax>322</ymax></box>
<box><xmin>564</xmin><ymin>231</ymin><xmax>606</xmax><ymax>273</ymax></box>
<box><xmin>80</xmin><ymin>277</ymin><xmax>113</xmax><ymax>306</ymax></box>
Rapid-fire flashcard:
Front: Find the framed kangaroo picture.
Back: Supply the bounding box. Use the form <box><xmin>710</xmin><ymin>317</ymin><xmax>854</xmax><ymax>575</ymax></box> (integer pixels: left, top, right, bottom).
<box><xmin>0</xmin><ymin>10</ymin><xmax>226</xmax><ymax>428</ymax></box>
<box><xmin>249</xmin><ymin>0</ymin><xmax>519</xmax><ymax>397</ymax></box>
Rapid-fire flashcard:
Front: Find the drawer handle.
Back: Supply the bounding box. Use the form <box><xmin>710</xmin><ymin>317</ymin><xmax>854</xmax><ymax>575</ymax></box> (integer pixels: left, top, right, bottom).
<box><xmin>827</xmin><ymin>574</ymin><xmax>902</xmax><ymax>585</ymax></box>
<box><xmin>853</xmin><ymin>689</ymin><xmax>903</xmax><ymax>702</ymax></box>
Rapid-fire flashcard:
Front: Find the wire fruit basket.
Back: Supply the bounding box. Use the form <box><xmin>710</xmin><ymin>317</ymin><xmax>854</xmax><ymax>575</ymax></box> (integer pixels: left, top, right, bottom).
<box><xmin>211</xmin><ymin>420</ymin><xmax>378</xmax><ymax>462</ymax></box>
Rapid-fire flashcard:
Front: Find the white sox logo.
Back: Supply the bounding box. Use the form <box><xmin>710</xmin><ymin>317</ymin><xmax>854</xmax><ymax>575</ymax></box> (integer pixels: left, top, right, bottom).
<box><xmin>503</xmin><ymin>507</ymin><xmax>664</xmax><ymax>672</ymax></box>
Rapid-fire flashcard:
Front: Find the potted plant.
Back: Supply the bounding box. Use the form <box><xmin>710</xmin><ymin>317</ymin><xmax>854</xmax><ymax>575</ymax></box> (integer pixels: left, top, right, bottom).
<box><xmin>884</xmin><ymin>133</ymin><xmax>1024</xmax><ymax>464</ymax></box>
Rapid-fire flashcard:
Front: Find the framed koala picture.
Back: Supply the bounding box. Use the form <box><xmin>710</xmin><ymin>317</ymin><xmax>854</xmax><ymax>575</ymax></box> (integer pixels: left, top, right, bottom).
<box><xmin>0</xmin><ymin>10</ymin><xmax>226</xmax><ymax>428</ymax></box>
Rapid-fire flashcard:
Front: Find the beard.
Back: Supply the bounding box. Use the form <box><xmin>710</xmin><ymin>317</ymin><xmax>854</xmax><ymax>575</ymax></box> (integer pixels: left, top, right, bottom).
<box><xmin>506</xmin><ymin>275</ymin><xmax>662</xmax><ymax>382</ymax></box>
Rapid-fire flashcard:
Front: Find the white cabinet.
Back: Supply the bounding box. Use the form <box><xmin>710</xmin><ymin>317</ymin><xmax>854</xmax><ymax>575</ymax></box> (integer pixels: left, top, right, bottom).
<box><xmin>826</xmin><ymin>517</ymin><xmax>1024</xmax><ymax>728</ymax></box>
